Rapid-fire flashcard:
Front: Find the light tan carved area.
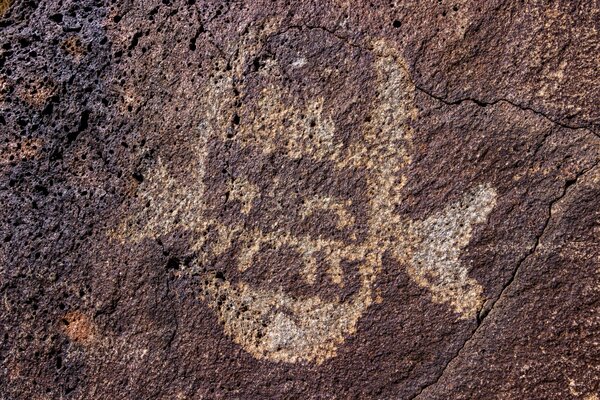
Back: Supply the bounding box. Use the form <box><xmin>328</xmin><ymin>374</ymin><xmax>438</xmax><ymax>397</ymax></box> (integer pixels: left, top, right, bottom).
<box><xmin>402</xmin><ymin>185</ymin><xmax>497</xmax><ymax>317</ymax></box>
<box><xmin>111</xmin><ymin>32</ymin><xmax>497</xmax><ymax>364</ymax></box>
<box><xmin>0</xmin><ymin>0</ymin><xmax>11</xmax><ymax>16</ymax></box>
<box><xmin>569</xmin><ymin>376</ymin><xmax>600</xmax><ymax>399</ymax></box>
<box><xmin>228</xmin><ymin>177</ymin><xmax>260</xmax><ymax>215</ymax></box>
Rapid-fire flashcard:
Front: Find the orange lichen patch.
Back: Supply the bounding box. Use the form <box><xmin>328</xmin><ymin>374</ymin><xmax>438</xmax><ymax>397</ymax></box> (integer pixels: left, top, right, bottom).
<box><xmin>15</xmin><ymin>78</ymin><xmax>56</xmax><ymax>108</ymax></box>
<box><xmin>0</xmin><ymin>138</ymin><xmax>43</xmax><ymax>165</ymax></box>
<box><xmin>0</xmin><ymin>0</ymin><xmax>11</xmax><ymax>16</ymax></box>
<box><xmin>61</xmin><ymin>311</ymin><xmax>96</xmax><ymax>344</ymax></box>
<box><xmin>62</xmin><ymin>36</ymin><xmax>87</xmax><ymax>62</ymax></box>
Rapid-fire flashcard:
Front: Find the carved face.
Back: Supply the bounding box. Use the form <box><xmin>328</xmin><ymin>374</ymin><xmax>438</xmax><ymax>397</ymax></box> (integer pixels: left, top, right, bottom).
<box><xmin>115</xmin><ymin>30</ymin><xmax>496</xmax><ymax>364</ymax></box>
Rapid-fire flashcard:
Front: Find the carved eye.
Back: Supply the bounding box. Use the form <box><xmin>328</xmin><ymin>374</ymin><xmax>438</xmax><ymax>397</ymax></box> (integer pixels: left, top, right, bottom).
<box><xmin>300</xmin><ymin>196</ymin><xmax>355</xmax><ymax>231</ymax></box>
<box><xmin>227</xmin><ymin>177</ymin><xmax>259</xmax><ymax>215</ymax></box>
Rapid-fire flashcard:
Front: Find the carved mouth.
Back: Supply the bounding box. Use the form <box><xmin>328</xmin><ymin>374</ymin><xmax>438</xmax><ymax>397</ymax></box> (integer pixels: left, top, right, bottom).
<box><xmin>198</xmin><ymin>155</ymin><xmax>385</xmax><ymax>364</ymax></box>
<box><xmin>201</xmin><ymin>264</ymin><xmax>379</xmax><ymax>364</ymax></box>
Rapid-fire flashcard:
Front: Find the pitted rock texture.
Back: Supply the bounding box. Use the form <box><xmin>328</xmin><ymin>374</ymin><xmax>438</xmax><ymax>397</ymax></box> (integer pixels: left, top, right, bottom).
<box><xmin>0</xmin><ymin>1</ymin><xmax>599</xmax><ymax>399</ymax></box>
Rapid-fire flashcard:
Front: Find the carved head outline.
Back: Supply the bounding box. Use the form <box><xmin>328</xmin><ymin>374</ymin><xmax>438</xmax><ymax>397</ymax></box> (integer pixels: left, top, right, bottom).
<box><xmin>115</xmin><ymin>28</ymin><xmax>496</xmax><ymax>364</ymax></box>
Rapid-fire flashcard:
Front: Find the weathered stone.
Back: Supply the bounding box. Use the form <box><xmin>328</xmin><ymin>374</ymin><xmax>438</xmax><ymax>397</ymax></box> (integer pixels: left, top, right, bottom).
<box><xmin>0</xmin><ymin>0</ymin><xmax>598</xmax><ymax>399</ymax></box>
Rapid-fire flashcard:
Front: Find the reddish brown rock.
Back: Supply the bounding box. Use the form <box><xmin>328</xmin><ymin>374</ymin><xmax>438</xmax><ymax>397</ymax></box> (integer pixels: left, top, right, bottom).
<box><xmin>62</xmin><ymin>311</ymin><xmax>96</xmax><ymax>345</ymax></box>
<box><xmin>0</xmin><ymin>1</ymin><xmax>598</xmax><ymax>399</ymax></box>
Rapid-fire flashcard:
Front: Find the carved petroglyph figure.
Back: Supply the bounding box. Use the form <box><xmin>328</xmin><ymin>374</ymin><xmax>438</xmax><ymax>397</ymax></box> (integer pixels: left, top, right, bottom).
<box><xmin>115</xmin><ymin>38</ymin><xmax>497</xmax><ymax>364</ymax></box>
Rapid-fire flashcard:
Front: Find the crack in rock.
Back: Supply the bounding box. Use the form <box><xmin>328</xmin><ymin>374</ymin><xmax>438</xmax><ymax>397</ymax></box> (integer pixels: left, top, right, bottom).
<box><xmin>414</xmin><ymin>85</ymin><xmax>599</xmax><ymax>136</ymax></box>
<box><xmin>410</xmin><ymin>159</ymin><xmax>600</xmax><ymax>400</ymax></box>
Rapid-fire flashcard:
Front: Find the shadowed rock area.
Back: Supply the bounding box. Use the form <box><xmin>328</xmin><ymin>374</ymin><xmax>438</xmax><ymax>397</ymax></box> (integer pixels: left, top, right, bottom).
<box><xmin>0</xmin><ymin>1</ymin><xmax>598</xmax><ymax>399</ymax></box>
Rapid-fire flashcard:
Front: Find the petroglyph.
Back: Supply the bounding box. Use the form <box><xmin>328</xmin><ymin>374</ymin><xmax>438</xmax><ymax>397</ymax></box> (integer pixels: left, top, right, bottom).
<box><xmin>114</xmin><ymin>35</ymin><xmax>497</xmax><ymax>364</ymax></box>
<box><xmin>402</xmin><ymin>184</ymin><xmax>497</xmax><ymax>317</ymax></box>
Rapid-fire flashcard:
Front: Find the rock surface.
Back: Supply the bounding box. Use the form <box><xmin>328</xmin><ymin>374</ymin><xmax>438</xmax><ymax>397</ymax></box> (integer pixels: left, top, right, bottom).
<box><xmin>0</xmin><ymin>1</ymin><xmax>598</xmax><ymax>399</ymax></box>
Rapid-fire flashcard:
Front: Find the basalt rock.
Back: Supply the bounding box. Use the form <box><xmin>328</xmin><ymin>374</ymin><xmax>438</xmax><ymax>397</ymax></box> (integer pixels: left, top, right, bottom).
<box><xmin>1</xmin><ymin>1</ymin><xmax>598</xmax><ymax>399</ymax></box>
